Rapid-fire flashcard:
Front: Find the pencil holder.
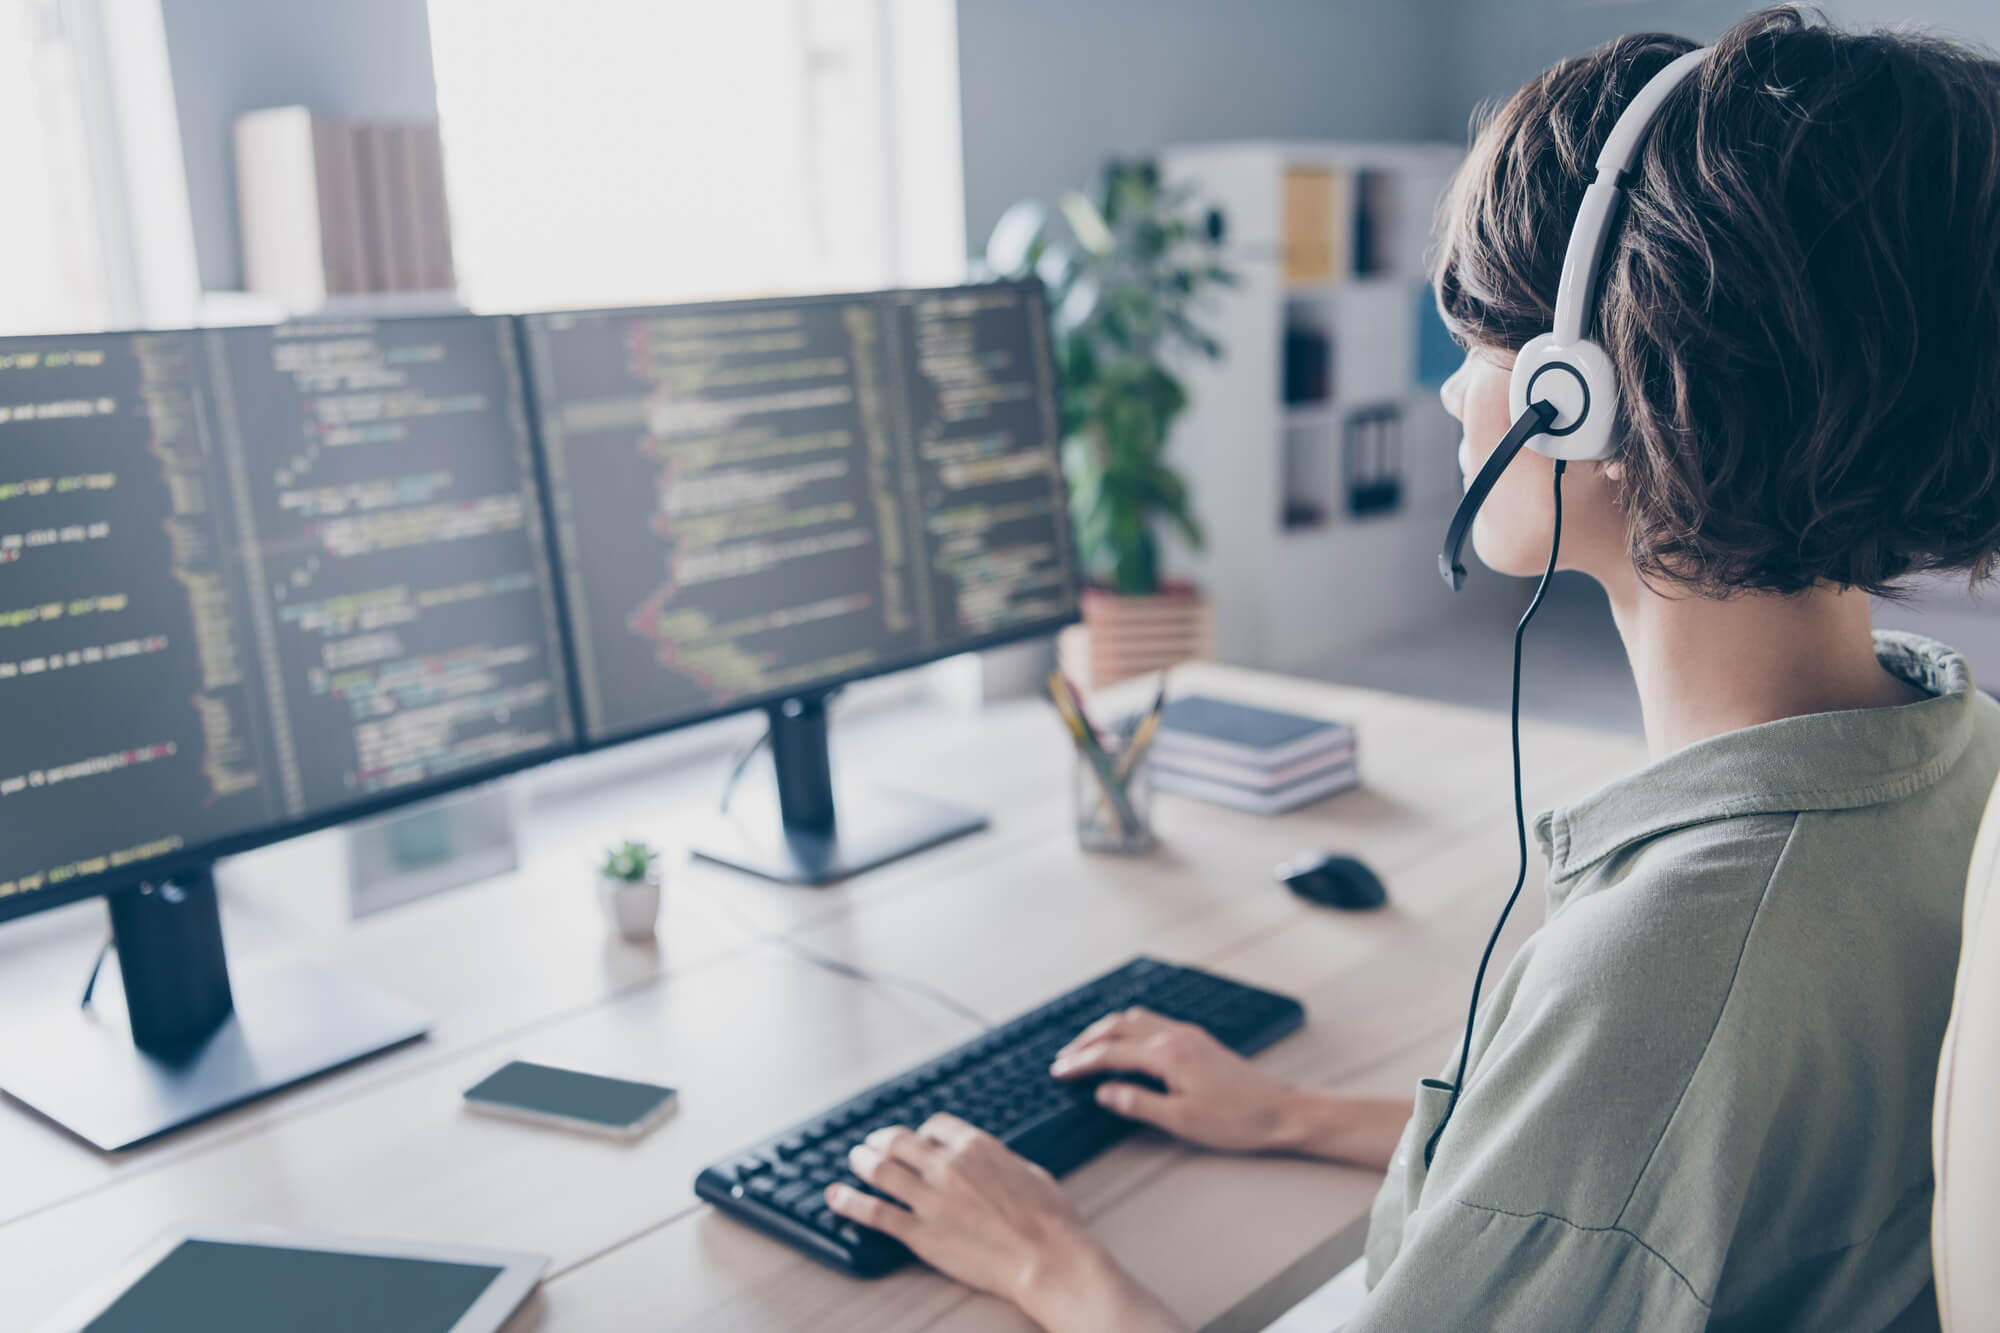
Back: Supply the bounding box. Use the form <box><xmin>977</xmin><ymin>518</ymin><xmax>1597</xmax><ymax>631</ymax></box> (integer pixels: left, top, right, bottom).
<box><xmin>1074</xmin><ymin>738</ymin><xmax>1155</xmax><ymax>855</ymax></box>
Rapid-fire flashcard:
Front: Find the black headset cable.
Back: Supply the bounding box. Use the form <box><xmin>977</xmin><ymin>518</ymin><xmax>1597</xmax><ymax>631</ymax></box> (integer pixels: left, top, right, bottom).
<box><xmin>1424</xmin><ymin>457</ymin><xmax>1567</xmax><ymax>1168</ymax></box>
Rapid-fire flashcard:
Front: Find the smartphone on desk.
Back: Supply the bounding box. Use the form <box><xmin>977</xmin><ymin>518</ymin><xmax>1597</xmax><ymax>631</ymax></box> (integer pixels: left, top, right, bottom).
<box><xmin>463</xmin><ymin>1060</ymin><xmax>678</xmax><ymax>1140</ymax></box>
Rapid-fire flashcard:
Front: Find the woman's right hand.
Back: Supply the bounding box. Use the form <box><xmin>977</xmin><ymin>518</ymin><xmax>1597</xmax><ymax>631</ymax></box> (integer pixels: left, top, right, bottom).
<box><xmin>1049</xmin><ymin>1007</ymin><xmax>1307</xmax><ymax>1153</ymax></box>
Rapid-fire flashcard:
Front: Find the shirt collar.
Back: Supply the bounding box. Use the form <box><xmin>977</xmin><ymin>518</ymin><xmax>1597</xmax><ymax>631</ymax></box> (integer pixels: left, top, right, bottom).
<box><xmin>1535</xmin><ymin>631</ymin><xmax>1979</xmax><ymax>881</ymax></box>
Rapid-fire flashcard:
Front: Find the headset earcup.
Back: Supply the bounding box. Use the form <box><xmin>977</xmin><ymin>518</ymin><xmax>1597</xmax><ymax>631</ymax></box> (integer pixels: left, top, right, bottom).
<box><xmin>1508</xmin><ymin>334</ymin><xmax>1617</xmax><ymax>462</ymax></box>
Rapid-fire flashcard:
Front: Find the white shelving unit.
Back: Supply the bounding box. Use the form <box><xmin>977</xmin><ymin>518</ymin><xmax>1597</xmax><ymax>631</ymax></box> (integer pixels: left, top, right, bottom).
<box><xmin>1159</xmin><ymin>140</ymin><xmax>1470</xmax><ymax>675</ymax></box>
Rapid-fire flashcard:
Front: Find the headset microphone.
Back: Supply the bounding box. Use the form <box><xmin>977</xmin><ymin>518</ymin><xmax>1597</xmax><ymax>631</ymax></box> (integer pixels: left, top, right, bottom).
<box><xmin>1439</xmin><ymin>400</ymin><xmax>1556</xmax><ymax>591</ymax></box>
<box><xmin>1423</xmin><ymin>45</ymin><xmax>1710</xmax><ymax>1167</ymax></box>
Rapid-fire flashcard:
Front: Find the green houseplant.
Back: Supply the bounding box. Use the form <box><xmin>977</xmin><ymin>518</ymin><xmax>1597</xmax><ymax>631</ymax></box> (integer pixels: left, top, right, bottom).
<box><xmin>597</xmin><ymin>838</ymin><xmax>662</xmax><ymax>941</ymax></box>
<box><xmin>984</xmin><ymin>159</ymin><xmax>1233</xmax><ymax>683</ymax></box>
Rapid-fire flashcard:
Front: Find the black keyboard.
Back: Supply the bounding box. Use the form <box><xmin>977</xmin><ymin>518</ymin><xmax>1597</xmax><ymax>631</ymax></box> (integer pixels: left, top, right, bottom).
<box><xmin>695</xmin><ymin>956</ymin><xmax>1305</xmax><ymax>1277</ymax></box>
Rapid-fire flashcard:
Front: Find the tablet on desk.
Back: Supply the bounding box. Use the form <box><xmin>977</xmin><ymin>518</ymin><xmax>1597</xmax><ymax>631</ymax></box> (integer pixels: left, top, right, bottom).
<box><xmin>33</xmin><ymin>1225</ymin><xmax>546</xmax><ymax>1333</ymax></box>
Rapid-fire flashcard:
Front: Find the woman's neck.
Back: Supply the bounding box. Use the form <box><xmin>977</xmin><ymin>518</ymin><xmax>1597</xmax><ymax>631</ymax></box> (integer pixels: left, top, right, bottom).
<box><xmin>1600</xmin><ymin>577</ymin><xmax>1924</xmax><ymax>758</ymax></box>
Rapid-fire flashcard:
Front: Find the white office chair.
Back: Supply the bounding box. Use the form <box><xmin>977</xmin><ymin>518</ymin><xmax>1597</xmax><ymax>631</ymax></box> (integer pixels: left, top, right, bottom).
<box><xmin>1933</xmin><ymin>772</ymin><xmax>2000</xmax><ymax>1332</ymax></box>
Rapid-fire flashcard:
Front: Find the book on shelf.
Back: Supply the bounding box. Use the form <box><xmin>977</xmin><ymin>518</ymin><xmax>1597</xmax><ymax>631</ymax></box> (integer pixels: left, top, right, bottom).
<box><xmin>237</xmin><ymin>107</ymin><xmax>458</xmax><ymax>313</ymax></box>
<box><xmin>1281</xmin><ymin>162</ymin><xmax>1399</xmax><ymax>284</ymax></box>
<box><xmin>1283</xmin><ymin>167</ymin><xmax>1353</xmax><ymax>284</ymax></box>
<box><xmin>1150</xmin><ymin>759</ymin><xmax>1359</xmax><ymax>816</ymax></box>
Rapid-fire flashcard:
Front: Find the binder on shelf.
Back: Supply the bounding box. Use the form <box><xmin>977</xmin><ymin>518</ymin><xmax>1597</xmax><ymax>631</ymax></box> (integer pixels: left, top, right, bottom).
<box><xmin>1353</xmin><ymin>170</ymin><xmax>1398</xmax><ymax>277</ymax></box>
<box><xmin>1343</xmin><ymin>404</ymin><xmax>1404</xmax><ymax>518</ymax></box>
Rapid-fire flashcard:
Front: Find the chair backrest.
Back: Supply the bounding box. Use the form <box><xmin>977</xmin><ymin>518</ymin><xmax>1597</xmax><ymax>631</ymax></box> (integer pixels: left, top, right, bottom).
<box><xmin>1934</xmin><ymin>772</ymin><xmax>2000</xmax><ymax>1331</ymax></box>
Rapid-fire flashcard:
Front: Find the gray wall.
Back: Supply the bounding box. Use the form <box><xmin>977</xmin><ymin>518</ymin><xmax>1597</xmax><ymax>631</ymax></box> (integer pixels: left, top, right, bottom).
<box><xmin>158</xmin><ymin>0</ymin><xmax>439</xmax><ymax>292</ymax></box>
<box><xmin>955</xmin><ymin>0</ymin><xmax>1453</xmax><ymax>254</ymax></box>
<box><xmin>1433</xmin><ymin>0</ymin><xmax>2000</xmax><ymax>138</ymax></box>
<box><xmin>956</xmin><ymin>1</ymin><xmax>2000</xmax><ymax>258</ymax></box>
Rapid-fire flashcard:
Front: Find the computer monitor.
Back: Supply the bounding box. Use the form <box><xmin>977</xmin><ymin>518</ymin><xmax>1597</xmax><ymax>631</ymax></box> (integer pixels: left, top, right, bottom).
<box><xmin>521</xmin><ymin>281</ymin><xmax>1080</xmax><ymax>882</ymax></box>
<box><xmin>0</xmin><ymin>316</ymin><xmax>575</xmax><ymax>1148</ymax></box>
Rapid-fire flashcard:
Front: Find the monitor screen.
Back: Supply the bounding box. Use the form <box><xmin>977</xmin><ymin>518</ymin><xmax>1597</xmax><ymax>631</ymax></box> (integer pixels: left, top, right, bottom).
<box><xmin>0</xmin><ymin>317</ymin><xmax>574</xmax><ymax>920</ymax></box>
<box><xmin>522</xmin><ymin>281</ymin><xmax>1079</xmax><ymax>744</ymax></box>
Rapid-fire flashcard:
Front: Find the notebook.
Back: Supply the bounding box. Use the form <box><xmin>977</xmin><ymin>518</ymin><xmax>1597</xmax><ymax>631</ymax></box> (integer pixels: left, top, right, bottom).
<box><xmin>1148</xmin><ymin>696</ymin><xmax>1354</xmax><ymax>770</ymax></box>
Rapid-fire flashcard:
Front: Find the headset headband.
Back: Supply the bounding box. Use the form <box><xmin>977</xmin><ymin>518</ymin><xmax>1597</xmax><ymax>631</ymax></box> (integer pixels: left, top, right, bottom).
<box><xmin>1439</xmin><ymin>45</ymin><xmax>1710</xmax><ymax>590</ymax></box>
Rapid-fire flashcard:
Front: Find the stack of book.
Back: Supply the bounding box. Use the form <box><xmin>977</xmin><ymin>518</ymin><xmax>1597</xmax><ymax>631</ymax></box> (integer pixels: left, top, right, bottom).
<box><xmin>1145</xmin><ymin>695</ymin><xmax>1357</xmax><ymax>815</ymax></box>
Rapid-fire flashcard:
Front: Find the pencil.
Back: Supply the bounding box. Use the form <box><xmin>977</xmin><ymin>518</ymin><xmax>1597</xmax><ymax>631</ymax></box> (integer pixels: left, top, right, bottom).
<box><xmin>1048</xmin><ymin>672</ymin><xmax>1140</xmax><ymax>837</ymax></box>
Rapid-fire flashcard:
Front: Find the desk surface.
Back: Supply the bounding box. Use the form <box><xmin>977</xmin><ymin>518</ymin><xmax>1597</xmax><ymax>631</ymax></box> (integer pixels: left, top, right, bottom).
<box><xmin>0</xmin><ymin>663</ymin><xmax>1647</xmax><ymax>1332</ymax></box>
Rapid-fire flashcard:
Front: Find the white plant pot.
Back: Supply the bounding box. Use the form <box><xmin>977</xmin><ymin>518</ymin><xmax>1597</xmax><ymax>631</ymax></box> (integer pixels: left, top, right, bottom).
<box><xmin>597</xmin><ymin>871</ymin><xmax>662</xmax><ymax>941</ymax></box>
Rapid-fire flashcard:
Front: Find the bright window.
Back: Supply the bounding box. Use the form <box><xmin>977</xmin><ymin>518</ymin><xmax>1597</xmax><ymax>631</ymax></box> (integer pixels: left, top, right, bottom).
<box><xmin>426</xmin><ymin>0</ymin><xmax>967</xmax><ymax>315</ymax></box>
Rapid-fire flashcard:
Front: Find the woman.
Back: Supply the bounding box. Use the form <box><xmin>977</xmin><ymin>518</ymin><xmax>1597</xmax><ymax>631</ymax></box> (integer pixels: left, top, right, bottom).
<box><xmin>824</xmin><ymin>9</ymin><xmax>2000</xmax><ymax>1329</ymax></box>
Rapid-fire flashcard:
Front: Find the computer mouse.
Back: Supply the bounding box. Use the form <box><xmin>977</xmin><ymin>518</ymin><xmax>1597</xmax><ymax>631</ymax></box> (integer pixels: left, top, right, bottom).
<box><xmin>1275</xmin><ymin>851</ymin><xmax>1386</xmax><ymax>911</ymax></box>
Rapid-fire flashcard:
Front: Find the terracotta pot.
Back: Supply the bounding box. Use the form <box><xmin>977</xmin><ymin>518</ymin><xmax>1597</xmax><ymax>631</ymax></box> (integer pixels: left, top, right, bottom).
<box><xmin>1060</xmin><ymin>582</ymin><xmax>1213</xmax><ymax>688</ymax></box>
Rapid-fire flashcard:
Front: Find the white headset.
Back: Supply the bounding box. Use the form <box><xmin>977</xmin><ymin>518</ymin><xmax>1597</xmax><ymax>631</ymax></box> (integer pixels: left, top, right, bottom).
<box><xmin>1439</xmin><ymin>46</ymin><xmax>1711</xmax><ymax>590</ymax></box>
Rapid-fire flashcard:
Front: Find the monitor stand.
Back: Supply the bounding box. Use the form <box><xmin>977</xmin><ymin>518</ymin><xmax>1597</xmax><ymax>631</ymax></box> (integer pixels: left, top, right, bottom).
<box><xmin>688</xmin><ymin>691</ymin><xmax>987</xmax><ymax>886</ymax></box>
<box><xmin>0</xmin><ymin>871</ymin><xmax>427</xmax><ymax>1152</ymax></box>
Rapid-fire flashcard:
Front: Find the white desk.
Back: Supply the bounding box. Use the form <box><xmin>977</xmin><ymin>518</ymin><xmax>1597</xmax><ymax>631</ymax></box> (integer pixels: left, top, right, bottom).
<box><xmin>0</xmin><ymin>663</ymin><xmax>1646</xmax><ymax>1331</ymax></box>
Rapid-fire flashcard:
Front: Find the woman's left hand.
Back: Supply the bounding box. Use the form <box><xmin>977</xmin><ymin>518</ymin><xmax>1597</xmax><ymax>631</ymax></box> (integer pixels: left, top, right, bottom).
<box><xmin>825</xmin><ymin>1114</ymin><xmax>1187</xmax><ymax>1333</ymax></box>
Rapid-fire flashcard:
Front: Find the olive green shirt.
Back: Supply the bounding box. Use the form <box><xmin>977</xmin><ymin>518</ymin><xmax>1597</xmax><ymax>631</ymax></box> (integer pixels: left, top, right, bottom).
<box><xmin>1357</xmin><ymin>633</ymin><xmax>2000</xmax><ymax>1331</ymax></box>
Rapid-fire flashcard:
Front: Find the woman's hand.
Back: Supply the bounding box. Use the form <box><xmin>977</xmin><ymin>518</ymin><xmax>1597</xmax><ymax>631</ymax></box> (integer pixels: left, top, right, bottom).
<box><xmin>1050</xmin><ymin>1007</ymin><xmax>1307</xmax><ymax>1152</ymax></box>
<box><xmin>1053</xmin><ymin>1007</ymin><xmax>1415</xmax><ymax>1169</ymax></box>
<box><xmin>825</xmin><ymin>1114</ymin><xmax>1186</xmax><ymax>1333</ymax></box>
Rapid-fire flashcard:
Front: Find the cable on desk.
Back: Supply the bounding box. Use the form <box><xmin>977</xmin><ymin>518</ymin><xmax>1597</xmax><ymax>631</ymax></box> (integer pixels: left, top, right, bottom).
<box><xmin>80</xmin><ymin>932</ymin><xmax>113</xmax><ymax>1010</ymax></box>
<box><xmin>701</xmin><ymin>691</ymin><xmax>983</xmax><ymax>1025</ymax></box>
<box><xmin>717</xmin><ymin>724</ymin><xmax>771</xmax><ymax>815</ymax></box>
<box><xmin>703</xmin><ymin>890</ymin><xmax>995</xmax><ymax>1032</ymax></box>
<box><xmin>769</xmin><ymin>931</ymin><xmax>997</xmax><ymax>1032</ymax></box>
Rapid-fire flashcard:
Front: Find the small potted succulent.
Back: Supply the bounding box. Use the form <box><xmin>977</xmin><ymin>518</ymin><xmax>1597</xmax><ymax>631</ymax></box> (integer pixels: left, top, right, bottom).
<box><xmin>597</xmin><ymin>839</ymin><xmax>662</xmax><ymax>941</ymax></box>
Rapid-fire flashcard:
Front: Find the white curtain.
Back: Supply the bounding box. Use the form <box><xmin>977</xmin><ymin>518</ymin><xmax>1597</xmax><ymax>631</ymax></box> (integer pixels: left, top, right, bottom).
<box><xmin>0</xmin><ymin>0</ymin><xmax>198</xmax><ymax>336</ymax></box>
<box><xmin>0</xmin><ymin>0</ymin><xmax>117</xmax><ymax>334</ymax></box>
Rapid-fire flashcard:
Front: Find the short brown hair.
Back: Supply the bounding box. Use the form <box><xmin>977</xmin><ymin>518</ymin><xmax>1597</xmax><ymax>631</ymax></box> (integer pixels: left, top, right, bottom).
<box><xmin>1433</xmin><ymin>5</ymin><xmax>2000</xmax><ymax>596</ymax></box>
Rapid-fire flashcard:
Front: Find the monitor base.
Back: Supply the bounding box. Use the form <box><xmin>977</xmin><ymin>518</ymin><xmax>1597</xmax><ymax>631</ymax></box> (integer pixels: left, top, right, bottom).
<box><xmin>690</xmin><ymin>787</ymin><xmax>987</xmax><ymax>885</ymax></box>
<box><xmin>0</xmin><ymin>961</ymin><xmax>427</xmax><ymax>1152</ymax></box>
